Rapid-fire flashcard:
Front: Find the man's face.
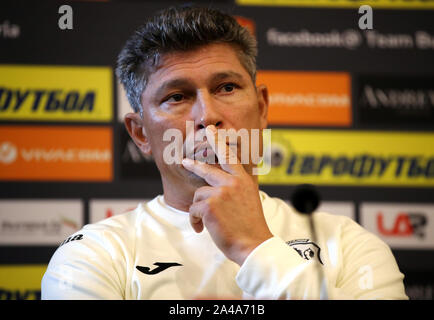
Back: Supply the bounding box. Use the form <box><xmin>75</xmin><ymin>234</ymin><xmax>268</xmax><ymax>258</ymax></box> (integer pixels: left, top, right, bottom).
<box><xmin>126</xmin><ymin>43</ymin><xmax>268</xmax><ymax>190</ymax></box>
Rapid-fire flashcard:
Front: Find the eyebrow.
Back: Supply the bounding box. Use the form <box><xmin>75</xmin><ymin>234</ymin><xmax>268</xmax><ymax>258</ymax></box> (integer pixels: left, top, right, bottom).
<box><xmin>153</xmin><ymin>71</ymin><xmax>245</xmax><ymax>99</ymax></box>
<box><xmin>209</xmin><ymin>71</ymin><xmax>244</xmax><ymax>84</ymax></box>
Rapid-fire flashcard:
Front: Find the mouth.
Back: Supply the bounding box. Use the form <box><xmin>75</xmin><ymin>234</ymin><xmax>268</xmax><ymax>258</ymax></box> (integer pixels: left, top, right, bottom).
<box><xmin>193</xmin><ymin>144</ymin><xmax>218</xmax><ymax>164</ymax></box>
<box><xmin>193</xmin><ymin>142</ymin><xmax>211</xmax><ymax>155</ymax></box>
<box><xmin>186</xmin><ymin>142</ymin><xmax>238</xmax><ymax>164</ymax></box>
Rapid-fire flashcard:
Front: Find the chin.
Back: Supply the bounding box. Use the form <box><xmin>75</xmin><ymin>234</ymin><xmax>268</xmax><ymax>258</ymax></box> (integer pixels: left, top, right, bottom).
<box><xmin>186</xmin><ymin>171</ymin><xmax>209</xmax><ymax>187</ymax></box>
<box><xmin>183</xmin><ymin>160</ymin><xmax>221</xmax><ymax>187</ymax></box>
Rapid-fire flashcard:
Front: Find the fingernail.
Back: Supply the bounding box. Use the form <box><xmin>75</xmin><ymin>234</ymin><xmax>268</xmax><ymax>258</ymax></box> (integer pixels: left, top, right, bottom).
<box><xmin>182</xmin><ymin>158</ymin><xmax>194</xmax><ymax>166</ymax></box>
<box><xmin>206</xmin><ymin>125</ymin><xmax>217</xmax><ymax>134</ymax></box>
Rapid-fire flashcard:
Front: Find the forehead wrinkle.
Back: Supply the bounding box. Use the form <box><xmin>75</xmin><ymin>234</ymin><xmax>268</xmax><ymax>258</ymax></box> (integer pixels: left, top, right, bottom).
<box><xmin>154</xmin><ymin>44</ymin><xmax>245</xmax><ymax>78</ymax></box>
<box><xmin>163</xmin><ymin>71</ymin><xmax>243</xmax><ymax>89</ymax></box>
<box><xmin>157</xmin><ymin>54</ymin><xmax>216</xmax><ymax>72</ymax></box>
<box><xmin>156</xmin><ymin>78</ymin><xmax>192</xmax><ymax>94</ymax></box>
<box><xmin>143</xmin><ymin>45</ymin><xmax>252</xmax><ymax>102</ymax></box>
<box><xmin>148</xmin><ymin>59</ymin><xmax>220</xmax><ymax>96</ymax></box>
<box><xmin>157</xmin><ymin>44</ymin><xmax>238</xmax><ymax>70</ymax></box>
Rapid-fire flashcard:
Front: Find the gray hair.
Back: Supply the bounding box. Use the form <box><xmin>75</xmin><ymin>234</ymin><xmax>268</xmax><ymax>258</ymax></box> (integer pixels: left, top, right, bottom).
<box><xmin>116</xmin><ymin>5</ymin><xmax>257</xmax><ymax>115</ymax></box>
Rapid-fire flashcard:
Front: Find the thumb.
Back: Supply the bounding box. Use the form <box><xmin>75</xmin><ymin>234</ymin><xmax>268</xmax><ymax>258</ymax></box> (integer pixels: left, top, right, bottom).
<box><xmin>189</xmin><ymin>202</ymin><xmax>204</xmax><ymax>233</ymax></box>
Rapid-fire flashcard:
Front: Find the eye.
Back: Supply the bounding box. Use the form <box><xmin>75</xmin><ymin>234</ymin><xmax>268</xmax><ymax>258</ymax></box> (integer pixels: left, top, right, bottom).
<box><xmin>219</xmin><ymin>83</ymin><xmax>238</xmax><ymax>94</ymax></box>
<box><xmin>164</xmin><ymin>93</ymin><xmax>184</xmax><ymax>103</ymax></box>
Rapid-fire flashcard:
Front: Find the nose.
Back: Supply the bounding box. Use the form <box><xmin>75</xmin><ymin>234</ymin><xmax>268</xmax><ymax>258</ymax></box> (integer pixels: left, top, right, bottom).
<box><xmin>193</xmin><ymin>91</ymin><xmax>223</xmax><ymax>131</ymax></box>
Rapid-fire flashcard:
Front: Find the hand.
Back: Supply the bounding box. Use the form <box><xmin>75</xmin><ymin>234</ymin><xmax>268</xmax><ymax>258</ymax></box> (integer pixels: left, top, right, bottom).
<box><xmin>181</xmin><ymin>125</ymin><xmax>274</xmax><ymax>266</ymax></box>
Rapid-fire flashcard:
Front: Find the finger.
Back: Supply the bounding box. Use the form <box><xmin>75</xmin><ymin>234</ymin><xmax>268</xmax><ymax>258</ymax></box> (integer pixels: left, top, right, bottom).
<box><xmin>205</xmin><ymin>125</ymin><xmax>243</xmax><ymax>175</ymax></box>
<box><xmin>189</xmin><ymin>201</ymin><xmax>205</xmax><ymax>233</ymax></box>
<box><xmin>182</xmin><ymin>158</ymin><xmax>231</xmax><ymax>187</ymax></box>
<box><xmin>193</xmin><ymin>186</ymin><xmax>215</xmax><ymax>203</ymax></box>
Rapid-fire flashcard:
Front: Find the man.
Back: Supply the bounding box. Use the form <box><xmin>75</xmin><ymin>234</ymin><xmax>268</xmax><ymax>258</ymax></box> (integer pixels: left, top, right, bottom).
<box><xmin>42</xmin><ymin>6</ymin><xmax>407</xmax><ymax>300</ymax></box>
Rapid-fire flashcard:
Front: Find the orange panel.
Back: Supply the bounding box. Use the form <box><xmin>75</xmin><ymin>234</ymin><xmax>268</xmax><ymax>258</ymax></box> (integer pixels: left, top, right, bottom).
<box><xmin>256</xmin><ymin>71</ymin><xmax>352</xmax><ymax>126</ymax></box>
<box><xmin>0</xmin><ymin>126</ymin><xmax>113</xmax><ymax>181</ymax></box>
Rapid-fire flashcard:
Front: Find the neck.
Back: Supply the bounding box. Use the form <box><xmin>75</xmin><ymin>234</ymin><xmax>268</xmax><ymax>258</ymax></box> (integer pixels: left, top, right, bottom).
<box><xmin>161</xmin><ymin>176</ymin><xmax>199</xmax><ymax>212</ymax></box>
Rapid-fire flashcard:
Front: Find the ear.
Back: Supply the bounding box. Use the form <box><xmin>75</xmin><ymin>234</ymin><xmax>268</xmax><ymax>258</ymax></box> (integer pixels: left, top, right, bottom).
<box><xmin>124</xmin><ymin>112</ymin><xmax>152</xmax><ymax>156</ymax></box>
<box><xmin>256</xmin><ymin>84</ymin><xmax>269</xmax><ymax>130</ymax></box>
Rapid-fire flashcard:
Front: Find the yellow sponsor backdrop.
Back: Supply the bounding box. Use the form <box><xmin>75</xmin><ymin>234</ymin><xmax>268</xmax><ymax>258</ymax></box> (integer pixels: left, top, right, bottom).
<box><xmin>0</xmin><ymin>265</ymin><xmax>46</xmax><ymax>300</ymax></box>
<box><xmin>237</xmin><ymin>0</ymin><xmax>434</xmax><ymax>9</ymax></box>
<box><xmin>0</xmin><ymin>65</ymin><xmax>112</xmax><ymax>122</ymax></box>
<box><xmin>259</xmin><ymin>130</ymin><xmax>434</xmax><ymax>187</ymax></box>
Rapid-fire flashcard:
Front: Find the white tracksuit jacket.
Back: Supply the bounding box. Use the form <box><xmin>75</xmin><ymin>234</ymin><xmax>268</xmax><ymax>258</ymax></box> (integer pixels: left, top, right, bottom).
<box><xmin>41</xmin><ymin>191</ymin><xmax>408</xmax><ymax>300</ymax></box>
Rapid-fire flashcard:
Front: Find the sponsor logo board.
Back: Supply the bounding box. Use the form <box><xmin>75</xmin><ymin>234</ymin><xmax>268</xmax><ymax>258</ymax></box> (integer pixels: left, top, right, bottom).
<box><xmin>266</xmin><ymin>28</ymin><xmax>363</xmax><ymax>50</ymax></box>
<box><xmin>236</xmin><ymin>0</ymin><xmax>434</xmax><ymax>9</ymax></box>
<box><xmin>0</xmin><ymin>20</ymin><xmax>20</xmax><ymax>39</ymax></box>
<box><xmin>406</xmin><ymin>283</ymin><xmax>434</xmax><ymax>300</ymax></box>
<box><xmin>360</xmin><ymin>203</ymin><xmax>434</xmax><ymax>249</ymax></box>
<box><xmin>0</xmin><ymin>200</ymin><xmax>83</xmax><ymax>245</ymax></box>
<box><xmin>258</xmin><ymin>130</ymin><xmax>434</xmax><ymax>186</ymax></box>
<box><xmin>0</xmin><ymin>126</ymin><xmax>113</xmax><ymax>181</ymax></box>
<box><xmin>266</xmin><ymin>28</ymin><xmax>434</xmax><ymax>51</ymax></box>
<box><xmin>89</xmin><ymin>199</ymin><xmax>148</xmax><ymax>223</ymax></box>
<box><xmin>357</xmin><ymin>75</ymin><xmax>434</xmax><ymax>127</ymax></box>
<box><xmin>257</xmin><ymin>71</ymin><xmax>351</xmax><ymax>126</ymax></box>
<box><xmin>0</xmin><ymin>65</ymin><xmax>112</xmax><ymax>122</ymax></box>
<box><xmin>404</xmin><ymin>272</ymin><xmax>434</xmax><ymax>300</ymax></box>
<box><xmin>0</xmin><ymin>265</ymin><xmax>46</xmax><ymax>300</ymax></box>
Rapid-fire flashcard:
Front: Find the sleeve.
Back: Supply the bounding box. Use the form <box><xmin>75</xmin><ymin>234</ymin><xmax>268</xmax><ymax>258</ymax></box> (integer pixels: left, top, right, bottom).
<box><xmin>41</xmin><ymin>228</ymin><xmax>126</xmax><ymax>300</ymax></box>
<box><xmin>235</xmin><ymin>220</ymin><xmax>408</xmax><ymax>300</ymax></box>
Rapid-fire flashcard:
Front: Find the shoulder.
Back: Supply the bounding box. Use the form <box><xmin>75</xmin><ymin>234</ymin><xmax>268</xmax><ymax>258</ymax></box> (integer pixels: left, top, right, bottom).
<box><xmin>313</xmin><ymin>209</ymin><xmax>391</xmax><ymax>253</ymax></box>
<box><xmin>336</xmin><ymin>213</ymin><xmax>392</xmax><ymax>255</ymax></box>
<box><xmin>49</xmin><ymin>201</ymin><xmax>148</xmax><ymax>264</ymax></box>
<box><xmin>42</xmin><ymin>201</ymin><xmax>151</xmax><ymax>299</ymax></box>
<box><xmin>259</xmin><ymin>190</ymin><xmax>384</xmax><ymax>243</ymax></box>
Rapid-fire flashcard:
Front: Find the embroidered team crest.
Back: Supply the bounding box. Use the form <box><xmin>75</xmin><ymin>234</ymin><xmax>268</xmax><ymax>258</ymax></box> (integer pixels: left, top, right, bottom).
<box><xmin>286</xmin><ymin>239</ymin><xmax>324</xmax><ymax>265</ymax></box>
